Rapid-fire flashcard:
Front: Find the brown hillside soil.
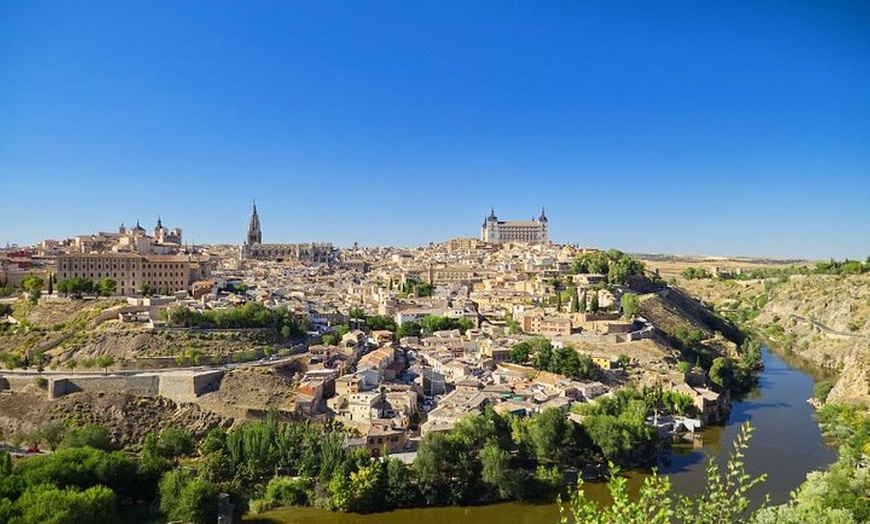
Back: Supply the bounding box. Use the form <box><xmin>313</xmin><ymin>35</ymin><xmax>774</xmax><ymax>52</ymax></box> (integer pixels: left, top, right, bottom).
<box><xmin>195</xmin><ymin>363</ymin><xmax>303</xmax><ymax>420</ymax></box>
<box><xmin>49</xmin><ymin>325</ymin><xmax>273</xmax><ymax>363</ymax></box>
<box><xmin>0</xmin><ymin>298</ymin><xmax>123</xmax><ymax>355</ymax></box>
<box><xmin>637</xmin><ymin>294</ymin><xmax>714</xmax><ymax>338</ymax></box>
<box><xmin>753</xmin><ymin>274</ymin><xmax>869</xmax><ymax>405</ymax></box>
<box><xmin>0</xmin><ymin>389</ymin><xmax>229</xmax><ymax>450</ymax></box>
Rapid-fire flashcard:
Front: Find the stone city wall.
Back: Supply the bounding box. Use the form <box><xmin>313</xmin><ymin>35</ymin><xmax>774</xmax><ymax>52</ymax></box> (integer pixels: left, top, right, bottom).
<box><xmin>48</xmin><ymin>374</ymin><xmax>161</xmax><ymax>400</ymax></box>
<box><xmin>0</xmin><ymin>376</ymin><xmax>36</xmax><ymax>393</ymax></box>
<box><xmin>158</xmin><ymin>370</ymin><xmax>224</xmax><ymax>403</ymax></box>
<box><xmin>0</xmin><ymin>370</ymin><xmax>226</xmax><ymax>403</ymax></box>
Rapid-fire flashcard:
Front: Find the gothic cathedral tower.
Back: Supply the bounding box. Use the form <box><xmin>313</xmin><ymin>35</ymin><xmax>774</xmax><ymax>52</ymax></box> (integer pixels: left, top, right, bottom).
<box><xmin>246</xmin><ymin>201</ymin><xmax>262</xmax><ymax>246</ymax></box>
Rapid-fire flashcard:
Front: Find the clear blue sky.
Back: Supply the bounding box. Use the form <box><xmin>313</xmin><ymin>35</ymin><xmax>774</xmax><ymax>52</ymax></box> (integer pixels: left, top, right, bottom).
<box><xmin>1</xmin><ymin>1</ymin><xmax>868</xmax><ymax>259</ymax></box>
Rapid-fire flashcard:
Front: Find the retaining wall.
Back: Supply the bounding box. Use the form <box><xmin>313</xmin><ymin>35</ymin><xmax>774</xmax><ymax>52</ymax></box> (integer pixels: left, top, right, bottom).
<box><xmin>0</xmin><ymin>376</ymin><xmax>35</xmax><ymax>392</ymax></box>
<box><xmin>48</xmin><ymin>374</ymin><xmax>161</xmax><ymax>400</ymax></box>
<box><xmin>0</xmin><ymin>369</ymin><xmax>225</xmax><ymax>403</ymax></box>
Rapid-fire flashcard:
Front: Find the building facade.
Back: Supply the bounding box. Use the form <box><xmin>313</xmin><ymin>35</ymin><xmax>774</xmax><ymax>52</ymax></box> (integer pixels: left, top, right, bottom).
<box><xmin>481</xmin><ymin>208</ymin><xmax>549</xmax><ymax>244</ymax></box>
<box><xmin>56</xmin><ymin>253</ymin><xmax>212</xmax><ymax>296</ymax></box>
<box><xmin>241</xmin><ymin>202</ymin><xmax>337</xmax><ymax>264</ymax></box>
<box><xmin>520</xmin><ymin>311</ymin><xmax>572</xmax><ymax>337</ymax></box>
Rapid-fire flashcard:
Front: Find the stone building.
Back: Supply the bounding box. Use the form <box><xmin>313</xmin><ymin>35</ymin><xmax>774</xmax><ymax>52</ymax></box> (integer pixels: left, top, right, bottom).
<box><xmin>241</xmin><ymin>202</ymin><xmax>337</xmax><ymax>264</ymax></box>
<box><xmin>480</xmin><ymin>208</ymin><xmax>549</xmax><ymax>244</ymax></box>
<box><xmin>56</xmin><ymin>253</ymin><xmax>211</xmax><ymax>296</ymax></box>
<box><xmin>520</xmin><ymin>310</ymin><xmax>572</xmax><ymax>337</ymax></box>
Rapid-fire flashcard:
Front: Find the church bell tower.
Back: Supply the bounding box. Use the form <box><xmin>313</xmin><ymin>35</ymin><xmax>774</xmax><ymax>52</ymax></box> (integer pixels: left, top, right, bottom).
<box><xmin>246</xmin><ymin>201</ymin><xmax>262</xmax><ymax>246</ymax></box>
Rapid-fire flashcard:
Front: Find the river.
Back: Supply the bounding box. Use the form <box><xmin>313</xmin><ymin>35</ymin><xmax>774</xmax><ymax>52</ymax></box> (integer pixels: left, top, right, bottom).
<box><xmin>247</xmin><ymin>346</ymin><xmax>836</xmax><ymax>524</ymax></box>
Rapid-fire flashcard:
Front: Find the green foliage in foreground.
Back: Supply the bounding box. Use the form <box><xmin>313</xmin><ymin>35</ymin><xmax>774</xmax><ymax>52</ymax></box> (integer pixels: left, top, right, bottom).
<box><xmin>560</xmin><ymin>422</ymin><xmax>766</xmax><ymax>524</ymax></box>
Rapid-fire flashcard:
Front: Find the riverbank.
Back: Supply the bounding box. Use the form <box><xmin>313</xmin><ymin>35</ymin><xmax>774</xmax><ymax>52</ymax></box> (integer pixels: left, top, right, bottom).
<box><xmin>246</xmin><ymin>346</ymin><xmax>837</xmax><ymax>523</ymax></box>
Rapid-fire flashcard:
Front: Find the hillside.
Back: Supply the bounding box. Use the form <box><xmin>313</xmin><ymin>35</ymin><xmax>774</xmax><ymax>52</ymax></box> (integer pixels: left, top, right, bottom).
<box><xmin>195</xmin><ymin>363</ymin><xmax>304</xmax><ymax>420</ymax></box>
<box><xmin>0</xmin><ymin>389</ymin><xmax>228</xmax><ymax>450</ymax></box>
<box><xmin>0</xmin><ymin>297</ymin><xmax>275</xmax><ymax>369</ymax></box>
<box><xmin>676</xmin><ymin>272</ymin><xmax>870</xmax><ymax>405</ymax></box>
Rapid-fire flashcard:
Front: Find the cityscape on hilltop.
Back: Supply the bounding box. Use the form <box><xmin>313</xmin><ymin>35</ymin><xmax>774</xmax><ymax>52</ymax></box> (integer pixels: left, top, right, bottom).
<box><xmin>2</xmin><ymin>202</ymin><xmax>867</xmax><ymax>522</ymax></box>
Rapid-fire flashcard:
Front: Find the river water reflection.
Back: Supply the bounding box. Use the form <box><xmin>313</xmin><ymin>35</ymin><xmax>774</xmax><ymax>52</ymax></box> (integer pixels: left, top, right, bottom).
<box><xmin>249</xmin><ymin>347</ymin><xmax>836</xmax><ymax>524</ymax></box>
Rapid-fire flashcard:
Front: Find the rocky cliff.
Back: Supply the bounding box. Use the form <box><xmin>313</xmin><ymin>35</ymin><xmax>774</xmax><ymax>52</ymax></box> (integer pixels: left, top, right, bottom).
<box><xmin>680</xmin><ymin>273</ymin><xmax>870</xmax><ymax>405</ymax></box>
<box><xmin>754</xmin><ymin>274</ymin><xmax>869</xmax><ymax>405</ymax></box>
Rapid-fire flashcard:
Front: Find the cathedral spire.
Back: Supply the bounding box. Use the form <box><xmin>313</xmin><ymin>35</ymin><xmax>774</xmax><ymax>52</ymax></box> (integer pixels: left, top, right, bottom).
<box><xmin>246</xmin><ymin>200</ymin><xmax>262</xmax><ymax>246</ymax></box>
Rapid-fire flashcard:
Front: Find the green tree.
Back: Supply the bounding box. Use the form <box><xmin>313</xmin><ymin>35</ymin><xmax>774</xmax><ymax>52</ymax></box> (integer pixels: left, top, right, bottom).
<box><xmin>95</xmin><ymin>355</ymin><xmax>115</xmax><ymax>374</ymax></box>
<box><xmin>33</xmin><ymin>421</ymin><xmax>66</xmax><ymax>450</ymax></box>
<box><xmin>480</xmin><ymin>440</ymin><xmax>520</xmax><ymax>499</ymax></box>
<box><xmin>414</xmin><ymin>281</ymin><xmax>435</xmax><ymax>297</ymax></box>
<box><xmin>11</xmin><ymin>484</ymin><xmax>117</xmax><ymax>524</ymax></box>
<box><xmin>528</xmin><ymin>408</ymin><xmax>573</xmax><ymax>463</ymax></box>
<box><xmin>661</xmin><ymin>390</ymin><xmax>693</xmax><ymax>416</ymax></box>
<box><xmin>509</xmin><ymin>341</ymin><xmax>531</xmax><ymax>364</ymax></box>
<box><xmin>62</xmin><ymin>423</ymin><xmax>112</xmax><ymax>450</ymax></box>
<box><xmin>682</xmin><ymin>267</ymin><xmax>711</xmax><ymax>279</ymax></box>
<box><xmin>396</xmin><ymin>321</ymin><xmax>422</xmax><ymax>339</ymax></box>
<box><xmin>366</xmin><ymin>314</ymin><xmax>398</xmax><ymax>332</ymax></box>
<box><xmin>531</xmin><ymin>338</ymin><xmax>554</xmax><ymax>370</ymax></box>
<box><xmin>261</xmin><ymin>475</ymin><xmax>311</xmax><ymax>508</ymax></box>
<box><xmin>347</xmin><ymin>306</ymin><xmax>367</xmax><ymax>322</ymax></box>
<box><xmin>589</xmin><ymin>292</ymin><xmax>599</xmax><ymax>313</ymax></box>
<box><xmin>413</xmin><ymin>431</ymin><xmax>475</xmax><ymax>505</ymax></box>
<box><xmin>0</xmin><ymin>450</ymin><xmax>11</xmax><ymax>477</ymax></box>
<box><xmin>140</xmin><ymin>433</ymin><xmax>172</xmax><ymax>484</ymax></box>
<box><xmin>346</xmin><ymin>461</ymin><xmax>385</xmax><ymax>512</ymax></box>
<box><xmin>620</xmin><ymin>292</ymin><xmax>639</xmax><ymax>319</ymax></box>
<box><xmin>157</xmin><ymin>428</ymin><xmax>196</xmax><ymax>460</ymax></box>
<box><xmin>159</xmin><ymin>469</ymin><xmax>219</xmax><ymax>524</ymax></box>
<box><xmin>709</xmin><ymin>357</ymin><xmax>735</xmax><ymax>390</ymax></box>
<box><xmin>27</xmin><ymin>289</ymin><xmax>41</xmax><ymax>304</ymax></box>
<box><xmin>385</xmin><ymin>458</ymin><xmax>419</xmax><ymax>509</ymax></box>
<box><xmin>200</xmin><ymin>427</ymin><xmax>227</xmax><ymax>456</ymax></box>
<box><xmin>95</xmin><ymin>278</ymin><xmax>117</xmax><ymax>297</ymax></box>
<box><xmin>57</xmin><ymin>276</ymin><xmax>95</xmax><ymax>297</ymax></box>
<box><xmin>553</xmin><ymin>346</ymin><xmax>582</xmax><ymax>377</ymax></box>
<box><xmin>579</xmin><ymin>292</ymin><xmax>587</xmax><ymax>313</ymax></box>
<box><xmin>21</xmin><ymin>275</ymin><xmax>44</xmax><ymax>293</ymax></box>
